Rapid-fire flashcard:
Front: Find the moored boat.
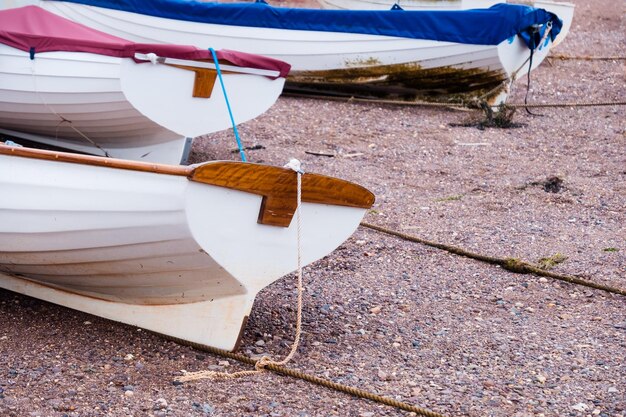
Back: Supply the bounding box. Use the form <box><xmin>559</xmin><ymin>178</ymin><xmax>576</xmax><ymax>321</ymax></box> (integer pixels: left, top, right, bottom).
<box><xmin>0</xmin><ymin>141</ymin><xmax>374</xmax><ymax>350</ymax></box>
<box><xmin>0</xmin><ymin>6</ymin><xmax>290</xmax><ymax>164</ymax></box>
<box><xmin>2</xmin><ymin>0</ymin><xmax>563</xmax><ymax>104</ymax></box>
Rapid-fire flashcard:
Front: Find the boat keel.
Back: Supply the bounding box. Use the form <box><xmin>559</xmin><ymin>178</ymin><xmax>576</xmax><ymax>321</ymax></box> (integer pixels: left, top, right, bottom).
<box><xmin>0</xmin><ymin>272</ymin><xmax>255</xmax><ymax>351</ymax></box>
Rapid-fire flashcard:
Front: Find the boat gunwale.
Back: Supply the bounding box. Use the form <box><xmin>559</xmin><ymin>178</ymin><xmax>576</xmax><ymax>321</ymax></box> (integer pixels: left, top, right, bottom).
<box><xmin>0</xmin><ymin>143</ymin><xmax>375</xmax><ymax>227</ymax></box>
<box><xmin>0</xmin><ymin>142</ymin><xmax>192</xmax><ymax>176</ymax></box>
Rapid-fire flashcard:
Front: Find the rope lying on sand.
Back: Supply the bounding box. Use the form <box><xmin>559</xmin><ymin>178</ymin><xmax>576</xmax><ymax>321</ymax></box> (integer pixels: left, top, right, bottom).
<box><xmin>165</xmin><ymin>334</ymin><xmax>449</xmax><ymax>417</ymax></box>
<box><xmin>172</xmin><ymin>166</ymin><xmax>450</xmax><ymax>417</ymax></box>
<box><xmin>178</xmin><ymin>161</ymin><xmax>306</xmax><ymax>382</ymax></box>
<box><xmin>281</xmin><ymin>92</ymin><xmax>626</xmax><ymax>110</ymax></box>
<box><xmin>360</xmin><ymin>222</ymin><xmax>626</xmax><ymax>297</ymax></box>
<box><xmin>549</xmin><ymin>54</ymin><xmax>626</xmax><ymax>61</ymax></box>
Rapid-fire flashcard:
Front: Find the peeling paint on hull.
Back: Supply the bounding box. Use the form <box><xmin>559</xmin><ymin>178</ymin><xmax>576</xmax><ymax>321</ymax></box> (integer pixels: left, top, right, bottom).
<box><xmin>287</xmin><ymin>63</ymin><xmax>509</xmax><ymax>104</ymax></box>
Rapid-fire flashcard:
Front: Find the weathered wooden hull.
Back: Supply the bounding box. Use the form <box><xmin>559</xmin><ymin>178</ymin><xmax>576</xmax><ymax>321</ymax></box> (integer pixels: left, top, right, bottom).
<box><xmin>0</xmin><ymin>144</ymin><xmax>374</xmax><ymax>349</ymax></box>
<box><xmin>0</xmin><ymin>42</ymin><xmax>285</xmax><ymax>163</ymax></box>
<box><xmin>285</xmin><ymin>35</ymin><xmax>554</xmax><ymax>103</ymax></box>
<box><xmin>1</xmin><ymin>0</ymin><xmax>555</xmax><ymax>104</ymax></box>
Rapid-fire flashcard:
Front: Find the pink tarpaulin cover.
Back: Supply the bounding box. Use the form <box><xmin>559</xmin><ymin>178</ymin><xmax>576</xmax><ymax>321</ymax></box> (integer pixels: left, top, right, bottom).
<box><xmin>0</xmin><ymin>5</ymin><xmax>290</xmax><ymax>78</ymax></box>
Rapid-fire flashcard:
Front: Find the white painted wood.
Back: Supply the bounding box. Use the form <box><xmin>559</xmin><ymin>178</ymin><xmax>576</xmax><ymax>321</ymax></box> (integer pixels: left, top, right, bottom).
<box><xmin>0</xmin><ymin>41</ymin><xmax>285</xmax><ymax>163</ymax></box>
<box><xmin>0</xmin><ymin>272</ymin><xmax>256</xmax><ymax>350</ymax></box>
<box><xmin>0</xmin><ymin>152</ymin><xmax>368</xmax><ymax>349</ymax></box>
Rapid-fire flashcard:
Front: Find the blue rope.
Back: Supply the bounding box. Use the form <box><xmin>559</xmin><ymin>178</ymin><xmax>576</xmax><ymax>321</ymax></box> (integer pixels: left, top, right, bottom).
<box><xmin>209</xmin><ymin>48</ymin><xmax>247</xmax><ymax>162</ymax></box>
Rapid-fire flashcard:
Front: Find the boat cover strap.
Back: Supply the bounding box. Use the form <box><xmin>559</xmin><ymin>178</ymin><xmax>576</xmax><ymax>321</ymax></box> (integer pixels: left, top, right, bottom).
<box><xmin>0</xmin><ymin>6</ymin><xmax>290</xmax><ymax>78</ymax></box>
<box><xmin>51</xmin><ymin>0</ymin><xmax>563</xmax><ymax>48</ymax></box>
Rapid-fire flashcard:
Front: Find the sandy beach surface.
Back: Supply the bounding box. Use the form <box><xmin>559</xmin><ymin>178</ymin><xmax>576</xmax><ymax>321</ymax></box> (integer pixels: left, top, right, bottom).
<box><xmin>1</xmin><ymin>0</ymin><xmax>624</xmax><ymax>416</ymax></box>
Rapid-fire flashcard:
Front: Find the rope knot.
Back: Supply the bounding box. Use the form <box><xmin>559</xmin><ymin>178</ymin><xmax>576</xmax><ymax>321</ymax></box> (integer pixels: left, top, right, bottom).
<box><xmin>284</xmin><ymin>158</ymin><xmax>304</xmax><ymax>174</ymax></box>
<box><xmin>254</xmin><ymin>355</ymin><xmax>274</xmax><ymax>371</ymax></box>
<box><xmin>145</xmin><ymin>52</ymin><xmax>159</xmax><ymax>65</ymax></box>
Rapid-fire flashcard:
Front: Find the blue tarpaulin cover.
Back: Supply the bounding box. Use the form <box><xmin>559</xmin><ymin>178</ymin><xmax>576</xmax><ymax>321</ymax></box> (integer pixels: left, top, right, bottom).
<box><xmin>55</xmin><ymin>0</ymin><xmax>562</xmax><ymax>49</ymax></box>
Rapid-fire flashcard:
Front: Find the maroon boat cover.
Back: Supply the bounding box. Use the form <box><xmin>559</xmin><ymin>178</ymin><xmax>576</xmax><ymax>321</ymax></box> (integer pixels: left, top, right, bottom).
<box><xmin>0</xmin><ymin>5</ymin><xmax>290</xmax><ymax>78</ymax></box>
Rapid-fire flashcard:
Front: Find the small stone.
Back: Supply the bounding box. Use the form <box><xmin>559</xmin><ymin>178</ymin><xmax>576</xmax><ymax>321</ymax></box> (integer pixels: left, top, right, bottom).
<box><xmin>124</xmin><ymin>354</ymin><xmax>134</xmax><ymax>361</ymax></box>
<box><xmin>124</xmin><ymin>390</ymin><xmax>134</xmax><ymax>398</ymax></box>
<box><xmin>218</xmin><ymin>360</ymin><xmax>230</xmax><ymax>367</ymax></box>
<box><xmin>377</xmin><ymin>370</ymin><xmax>389</xmax><ymax>381</ymax></box>
<box><xmin>103</xmin><ymin>364</ymin><xmax>111</xmax><ymax>370</ymax></box>
<box><xmin>48</xmin><ymin>398</ymin><xmax>62</xmax><ymax>409</ymax></box>
<box><xmin>359</xmin><ymin>412</ymin><xmax>375</xmax><ymax>417</ymax></box>
<box><xmin>392</xmin><ymin>342</ymin><xmax>401</xmax><ymax>348</ymax></box>
<box><xmin>255</xmin><ymin>339</ymin><xmax>265</xmax><ymax>347</ymax></box>
<box><xmin>83</xmin><ymin>321</ymin><xmax>92</xmax><ymax>325</ymax></box>
<box><xmin>536</xmin><ymin>374</ymin><xmax>546</xmax><ymax>384</ymax></box>
<box><xmin>483</xmin><ymin>380</ymin><xmax>495</xmax><ymax>388</ymax></box>
<box><xmin>539</xmin><ymin>278</ymin><xmax>549</xmax><ymax>283</ymax></box>
<box><xmin>608</xmin><ymin>387</ymin><xmax>618</xmax><ymax>393</ymax></box>
<box><xmin>370</xmin><ymin>306</ymin><xmax>382</xmax><ymax>314</ymax></box>
<box><xmin>155</xmin><ymin>398</ymin><xmax>168</xmax><ymax>410</ymax></box>
<box><xmin>571</xmin><ymin>403</ymin><xmax>588</xmax><ymax>412</ymax></box>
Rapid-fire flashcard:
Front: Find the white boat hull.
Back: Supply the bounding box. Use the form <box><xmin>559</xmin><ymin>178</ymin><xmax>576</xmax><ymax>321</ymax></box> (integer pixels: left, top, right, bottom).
<box><xmin>0</xmin><ymin>41</ymin><xmax>285</xmax><ymax>163</ymax></box>
<box><xmin>0</xmin><ymin>148</ymin><xmax>372</xmax><ymax>349</ymax></box>
<box><xmin>4</xmin><ymin>0</ymin><xmax>555</xmax><ymax>104</ymax></box>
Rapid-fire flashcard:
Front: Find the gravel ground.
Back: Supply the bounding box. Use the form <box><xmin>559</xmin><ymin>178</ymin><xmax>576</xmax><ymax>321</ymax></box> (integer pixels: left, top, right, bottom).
<box><xmin>1</xmin><ymin>1</ymin><xmax>624</xmax><ymax>416</ymax></box>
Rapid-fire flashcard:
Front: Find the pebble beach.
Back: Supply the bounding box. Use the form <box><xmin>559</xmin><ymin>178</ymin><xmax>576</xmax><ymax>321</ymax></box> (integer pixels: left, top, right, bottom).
<box><xmin>1</xmin><ymin>0</ymin><xmax>624</xmax><ymax>416</ymax></box>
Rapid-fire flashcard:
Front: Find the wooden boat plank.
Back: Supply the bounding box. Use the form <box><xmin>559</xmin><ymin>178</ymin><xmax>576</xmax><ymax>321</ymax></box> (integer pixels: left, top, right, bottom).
<box><xmin>0</xmin><ymin>143</ymin><xmax>192</xmax><ymax>176</ymax></box>
<box><xmin>166</xmin><ymin>63</ymin><xmax>218</xmax><ymax>98</ymax></box>
<box><xmin>190</xmin><ymin>161</ymin><xmax>375</xmax><ymax>227</ymax></box>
